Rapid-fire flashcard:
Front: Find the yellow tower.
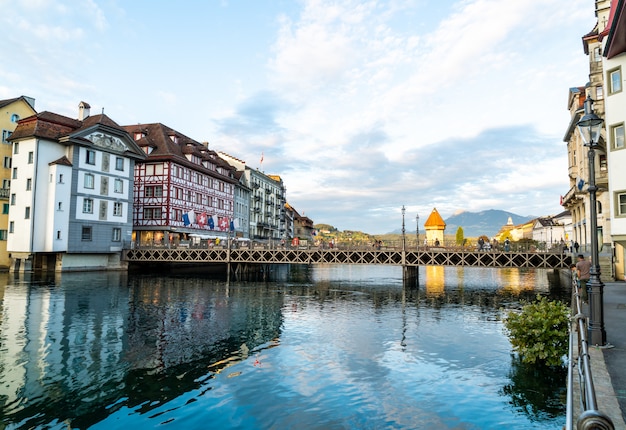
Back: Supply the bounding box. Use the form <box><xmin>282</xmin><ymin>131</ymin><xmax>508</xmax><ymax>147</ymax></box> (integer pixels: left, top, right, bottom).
<box><xmin>424</xmin><ymin>208</ymin><xmax>446</xmax><ymax>246</ymax></box>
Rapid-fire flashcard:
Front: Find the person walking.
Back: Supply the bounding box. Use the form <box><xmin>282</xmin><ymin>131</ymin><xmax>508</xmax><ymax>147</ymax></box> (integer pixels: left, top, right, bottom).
<box><xmin>574</xmin><ymin>241</ymin><xmax>580</xmax><ymax>253</ymax></box>
<box><xmin>576</xmin><ymin>254</ymin><xmax>591</xmax><ymax>302</ymax></box>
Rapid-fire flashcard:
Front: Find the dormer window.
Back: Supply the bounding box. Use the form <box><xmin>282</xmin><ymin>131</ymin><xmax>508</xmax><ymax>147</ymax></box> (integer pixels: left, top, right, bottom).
<box><xmin>134</xmin><ymin>132</ymin><xmax>144</xmax><ymax>140</ymax></box>
<box><xmin>169</xmin><ymin>134</ymin><xmax>178</xmax><ymax>143</ymax></box>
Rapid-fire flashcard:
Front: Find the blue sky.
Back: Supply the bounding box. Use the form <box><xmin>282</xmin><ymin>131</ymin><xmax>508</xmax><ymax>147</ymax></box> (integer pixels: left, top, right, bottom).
<box><xmin>0</xmin><ymin>0</ymin><xmax>592</xmax><ymax>234</ymax></box>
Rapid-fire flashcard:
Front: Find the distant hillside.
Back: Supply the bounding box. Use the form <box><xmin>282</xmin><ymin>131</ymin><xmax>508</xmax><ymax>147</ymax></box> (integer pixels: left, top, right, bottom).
<box><xmin>444</xmin><ymin>209</ymin><xmax>534</xmax><ymax>238</ymax></box>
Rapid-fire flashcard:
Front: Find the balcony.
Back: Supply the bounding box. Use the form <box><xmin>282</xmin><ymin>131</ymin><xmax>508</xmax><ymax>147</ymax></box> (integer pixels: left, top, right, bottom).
<box><xmin>0</xmin><ymin>188</ymin><xmax>9</xmax><ymax>200</ymax></box>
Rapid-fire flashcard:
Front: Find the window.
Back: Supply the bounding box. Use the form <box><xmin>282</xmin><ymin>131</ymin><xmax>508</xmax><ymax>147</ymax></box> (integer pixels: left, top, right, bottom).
<box><xmin>3</xmin><ymin>157</ymin><xmax>11</xmax><ymax>168</ymax></box>
<box><xmin>0</xmin><ymin>230</ymin><xmax>7</xmax><ymax>241</ymax></box>
<box><xmin>10</xmin><ymin>194</ymin><xmax>15</xmax><ymax>205</ymax></box>
<box><xmin>112</xmin><ymin>228</ymin><xmax>121</xmax><ymax>242</ymax></box>
<box><xmin>84</xmin><ymin>173</ymin><xmax>95</xmax><ymax>189</ymax></box>
<box><xmin>83</xmin><ymin>198</ymin><xmax>93</xmax><ymax>214</ymax></box>
<box><xmin>2</xmin><ymin>204</ymin><xmax>8</xmax><ymax>214</ymax></box>
<box><xmin>2</xmin><ymin>179</ymin><xmax>9</xmax><ymax>189</ymax></box>
<box><xmin>609</xmin><ymin>68</ymin><xmax>622</xmax><ymax>94</ymax></box>
<box><xmin>596</xmin><ymin>86</ymin><xmax>604</xmax><ymax>100</ymax></box>
<box><xmin>58</xmin><ymin>202</ymin><xmax>62</xmax><ymax>211</ymax></box>
<box><xmin>11</xmin><ymin>114</ymin><xmax>19</xmax><ymax>123</ymax></box>
<box><xmin>143</xmin><ymin>207</ymin><xmax>162</xmax><ymax>219</ymax></box>
<box><xmin>12</xmin><ymin>168</ymin><xmax>16</xmax><ymax>179</ymax></box>
<box><xmin>59</xmin><ymin>174</ymin><xmax>64</xmax><ymax>183</ymax></box>
<box><xmin>13</xmin><ymin>142</ymin><xmax>18</xmax><ymax>154</ymax></box>
<box><xmin>600</xmin><ymin>154</ymin><xmax>607</xmax><ymax>171</ymax></box>
<box><xmin>593</xmin><ymin>46</ymin><xmax>602</xmax><ymax>62</ymax></box>
<box><xmin>114</xmin><ymin>178</ymin><xmax>123</xmax><ymax>193</ymax></box>
<box><xmin>618</xmin><ymin>192</ymin><xmax>626</xmax><ymax>216</ymax></box>
<box><xmin>8</xmin><ymin>222</ymin><xmax>13</xmax><ymax>234</ymax></box>
<box><xmin>115</xmin><ymin>157</ymin><xmax>124</xmax><ymax>171</ymax></box>
<box><xmin>86</xmin><ymin>149</ymin><xmax>96</xmax><ymax>165</ymax></box>
<box><xmin>57</xmin><ymin>231</ymin><xmax>61</xmax><ymax>240</ymax></box>
<box><xmin>81</xmin><ymin>226</ymin><xmax>92</xmax><ymax>241</ymax></box>
<box><xmin>2</xmin><ymin>130</ymin><xmax>12</xmax><ymax>144</ymax></box>
<box><xmin>25</xmin><ymin>207</ymin><xmax>30</xmax><ymax>219</ymax></box>
<box><xmin>26</xmin><ymin>178</ymin><xmax>31</xmax><ymax>190</ymax></box>
<box><xmin>145</xmin><ymin>185</ymin><xmax>163</xmax><ymax>197</ymax></box>
<box><xmin>28</xmin><ymin>152</ymin><xmax>33</xmax><ymax>164</ymax></box>
<box><xmin>113</xmin><ymin>202</ymin><xmax>123</xmax><ymax>216</ymax></box>
<box><xmin>613</xmin><ymin>124</ymin><xmax>625</xmax><ymax>149</ymax></box>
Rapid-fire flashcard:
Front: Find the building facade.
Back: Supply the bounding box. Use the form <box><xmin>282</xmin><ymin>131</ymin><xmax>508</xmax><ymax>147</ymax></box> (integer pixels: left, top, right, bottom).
<box><xmin>124</xmin><ymin>124</ymin><xmax>238</xmax><ymax>246</ymax></box>
<box><xmin>602</xmin><ymin>0</ymin><xmax>626</xmax><ymax>280</ymax></box>
<box><xmin>562</xmin><ymin>0</ymin><xmax>613</xmax><ymax>280</ymax></box>
<box><xmin>7</xmin><ymin>102</ymin><xmax>146</xmax><ymax>272</ymax></box>
<box><xmin>219</xmin><ymin>153</ymin><xmax>286</xmax><ymax>242</ymax></box>
<box><xmin>0</xmin><ymin>96</ymin><xmax>36</xmax><ymax>270</ymax></box>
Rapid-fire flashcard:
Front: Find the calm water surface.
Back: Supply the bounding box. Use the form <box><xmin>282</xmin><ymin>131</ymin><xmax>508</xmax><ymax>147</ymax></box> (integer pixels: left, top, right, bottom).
<box><xmin>0</xmin><ymin>265</ymin><xmax>569</xmax><ymax>429</ymax></box>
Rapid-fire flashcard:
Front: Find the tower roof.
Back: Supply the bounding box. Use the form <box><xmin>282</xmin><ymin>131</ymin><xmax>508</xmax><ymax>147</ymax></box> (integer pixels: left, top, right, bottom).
<box><xmin>424</xmin><ymin>208</ymin><xmax>446</xmax><ymax>229</ymax></box>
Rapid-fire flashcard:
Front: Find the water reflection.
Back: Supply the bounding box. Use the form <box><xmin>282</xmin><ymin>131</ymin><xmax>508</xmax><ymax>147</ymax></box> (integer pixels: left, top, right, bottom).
<box><xmin>0</xmin><ymin>266</ymin><xmax>569</xmax><ymax>429</ymax></box>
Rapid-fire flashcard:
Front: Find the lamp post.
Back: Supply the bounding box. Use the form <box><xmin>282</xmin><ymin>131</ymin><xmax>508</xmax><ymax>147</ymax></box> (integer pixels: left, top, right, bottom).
<box><xmin>416</xmin><ymin>213</ymin><xmax>419</xmax><ymax>251</ymax></box>
<box><xmin>401</xmin><ymin>205</ymin><xmax>406</xmax><ymax>253</ymax></box>
<box><xmin>576</xmin><ymin>97</ymin><xmax>607</xmax><ymax>346</ymax></box>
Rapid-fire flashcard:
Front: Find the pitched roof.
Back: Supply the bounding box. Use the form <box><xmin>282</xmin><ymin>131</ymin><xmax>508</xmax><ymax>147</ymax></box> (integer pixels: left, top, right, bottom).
<box><xmin>0</xmin><ymin>95</ymin><xmax>36</xmax><ymax>110</ymax></box>
<box><xmin>123</xmin><ymin>123</ymin><xmax>236</xmax><ymax>180</ymax></box>
<box><xmin>9</xmin><ymin>110</ymin><xmax>145</xmax><ymax>160</ymax></box>
<box><xmin>9</xmin><ymin>111</ymin><xmax>82</xmax><ymax>141</ymax></box>
<box><xmin>424</xmin><ymin>208</ymin><xmax>446</xmax><ymax>228</ymax></box>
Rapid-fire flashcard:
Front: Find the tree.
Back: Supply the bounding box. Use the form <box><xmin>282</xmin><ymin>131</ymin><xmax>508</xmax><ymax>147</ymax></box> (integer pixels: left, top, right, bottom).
<box><xmin>455</xmin><ymin>226</ymin><xmax>464</xmax><ymax>246</ymax></box>
<box><xmin>504</xmin><ymin>295</ymin><xmax>569</xmax><ymax>367</ymax></box>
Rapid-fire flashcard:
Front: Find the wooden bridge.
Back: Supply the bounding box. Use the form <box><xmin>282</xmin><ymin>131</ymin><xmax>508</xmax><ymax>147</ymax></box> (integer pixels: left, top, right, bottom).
<box><xmin>123</xmin><ymin>246</ymin><xmax>571</xmax><ymax>269</ymax></box>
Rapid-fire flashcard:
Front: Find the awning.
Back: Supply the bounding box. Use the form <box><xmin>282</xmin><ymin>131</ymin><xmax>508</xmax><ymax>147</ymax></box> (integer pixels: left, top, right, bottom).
<box><xmin>189</xmin><ymin>234</ymin><xmax>220</xmax><ymax>239</ymax></box>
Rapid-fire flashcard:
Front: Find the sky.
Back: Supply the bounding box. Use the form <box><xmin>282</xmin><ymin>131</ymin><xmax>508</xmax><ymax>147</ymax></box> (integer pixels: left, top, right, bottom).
<box><xmin>0</xmin><ymin>0</ymin><xmax>594</xmax><ymax>234</ymax></box>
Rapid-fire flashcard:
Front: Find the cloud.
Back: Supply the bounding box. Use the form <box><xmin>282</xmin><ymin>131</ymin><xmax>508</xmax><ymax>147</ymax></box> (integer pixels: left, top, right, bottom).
<box><xmin>0</xmin><ymin>0</ymin><xmax>590</xmax><ymax>235</ymax></box>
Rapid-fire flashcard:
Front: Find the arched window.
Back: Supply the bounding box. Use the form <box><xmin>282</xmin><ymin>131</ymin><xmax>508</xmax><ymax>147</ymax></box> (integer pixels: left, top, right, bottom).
<box><xmin>10</xmin><ymin>114</ymin><xmax>19</xmax><ymax>123</ymax></box>
<box><xmin>597</xmin><ymin>201</ymin><xmax>603</xmax><ymax>214</ymax></box>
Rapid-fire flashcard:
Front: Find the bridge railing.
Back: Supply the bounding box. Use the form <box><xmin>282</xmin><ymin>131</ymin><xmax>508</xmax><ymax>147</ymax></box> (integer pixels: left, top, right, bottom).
<box><xmin>566</xmin><ymin>274</ymin><xmax>614</xmax><ymax>429</ymax></box>
<box><xmin>126</xmin><ymin>239</ymin><xmax>568</xmax><ymax>254</ymax></box>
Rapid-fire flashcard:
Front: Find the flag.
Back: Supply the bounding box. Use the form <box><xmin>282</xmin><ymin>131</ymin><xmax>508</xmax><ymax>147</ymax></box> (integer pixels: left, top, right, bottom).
<box><xmin>197</xmin><ymin>212</ymin><xmax>207</xmax><ymax>226</ymax></box>
<box><xmin>260</xmin><ymin>152</ymin><xmax>264</xmax><ymax>165</ymax></box>
<box><xmin>208</xmin><ymin>215</ymin><xmax>215</xmax><ymax>230</ymax></box>
<box><xmin>182</xmin><ymin>212</ymin><xmax>191</xmax><ymax>226</ymax></box>
<box><xmin>218</xmin><ymin>217</ymin><xmax>229</xmax><ymax>231</ymax></box>
<box><xmin>233</xmin><ymin>218</ymin><xmax>239</xmax><ymax>229</ymax></box>
<box><xmin>577</xmin><ymin>178</ymin><xmax>585</xmax><ymax>191</ymax></box>
<box><xmin>230</xmin><ymin>219</ymin><xmax>235</xmax><ymax>231</ymax></box>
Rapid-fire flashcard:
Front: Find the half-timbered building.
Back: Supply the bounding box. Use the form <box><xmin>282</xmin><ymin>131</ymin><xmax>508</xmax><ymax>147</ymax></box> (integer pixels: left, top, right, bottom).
<box><xmin>125</xmin><ymin>123</ymin><xmax>238</xmax><ymax>246</ymax></box>
<box><xmin>7</xmin><ymin>102</ymin><xmax>146</xmax><ymax>272</ymax></box>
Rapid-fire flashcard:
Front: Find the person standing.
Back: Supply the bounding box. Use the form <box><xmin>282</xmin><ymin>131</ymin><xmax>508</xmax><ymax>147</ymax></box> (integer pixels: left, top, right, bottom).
<box><xmin>576</xmin><ymin>254</ymin><xmax>591</xmax><ymax>302</ymax></box>
<box><xmin>574</xmin><ymin>241</ymin><xmax>580</xmax><ymax>253</ymax></box>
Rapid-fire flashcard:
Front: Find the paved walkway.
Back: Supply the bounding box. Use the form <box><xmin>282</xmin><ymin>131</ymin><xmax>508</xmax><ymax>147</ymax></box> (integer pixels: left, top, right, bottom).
<box><xmin>589</xmin><ymin>282</ymin><xmax>626</xmax><ymax>428</ymax></box>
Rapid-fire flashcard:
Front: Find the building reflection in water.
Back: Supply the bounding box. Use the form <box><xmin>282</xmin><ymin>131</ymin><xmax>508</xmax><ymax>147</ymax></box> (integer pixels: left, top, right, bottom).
<box><xmin>0</xmin><ymin>272</ymin><xmax>284</xmax><ymax>429</ymax></box>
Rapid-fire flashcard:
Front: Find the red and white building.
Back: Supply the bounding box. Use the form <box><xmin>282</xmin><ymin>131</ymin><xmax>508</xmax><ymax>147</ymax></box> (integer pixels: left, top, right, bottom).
<box><xmin>125</xmin><ymin>123</ymin><xmax>238</xmax><ymax>246</ymax></box>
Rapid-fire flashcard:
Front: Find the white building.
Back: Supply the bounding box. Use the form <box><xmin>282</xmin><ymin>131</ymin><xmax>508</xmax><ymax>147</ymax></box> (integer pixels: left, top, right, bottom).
<box><xmin>7</xmin><ymin>102</ymin><xmax>145</xmax><ymax>272</ymax></box>
<box><xmin>602</xmin><ymin>0</ymin><xmax>626</xmax><ymax>280</ymax></box>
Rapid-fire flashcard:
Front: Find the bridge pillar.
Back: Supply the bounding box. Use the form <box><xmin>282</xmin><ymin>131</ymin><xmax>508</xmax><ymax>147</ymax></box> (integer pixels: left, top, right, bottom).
<box><xmin>403</xmin><ymin>265</ymin><xmax>418</xmax><ymax>287</ymax></box>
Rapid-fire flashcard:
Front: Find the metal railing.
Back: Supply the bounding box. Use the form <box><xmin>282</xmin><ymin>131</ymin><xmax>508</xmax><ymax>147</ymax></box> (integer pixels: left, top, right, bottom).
<box><xmin>566</xmin><ymin>275</ymin><xmax>614</xmax><ymax>429</ymax></box>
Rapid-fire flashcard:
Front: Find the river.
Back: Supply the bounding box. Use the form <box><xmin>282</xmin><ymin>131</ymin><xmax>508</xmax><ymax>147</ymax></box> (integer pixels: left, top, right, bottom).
<box><xmin>0</xmin><ymin>265</ymin><xmax>569</xmax><ymax>429</ymax></box>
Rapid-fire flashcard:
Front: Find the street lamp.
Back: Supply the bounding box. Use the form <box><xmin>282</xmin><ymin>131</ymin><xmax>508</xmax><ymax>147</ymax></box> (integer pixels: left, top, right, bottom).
<box><xmin>416</xmin><ymin>213</ymin><xmax>419</xmax><ymax>251</ymax></box>
<box><xmin>401</xmin><ymin>205</ymin><xmax>406</xmax><ymax>253</ymax></box>
<box><xmin>576</xmin><ymin>97</ymin><xmax>607</xmax><ymax>346</ymax></box>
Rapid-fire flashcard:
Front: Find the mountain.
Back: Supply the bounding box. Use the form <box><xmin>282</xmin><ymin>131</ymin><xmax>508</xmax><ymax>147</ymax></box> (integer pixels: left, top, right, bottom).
<box><xmin>443</xmin><ymin>209</ymin><xmax>535</xmax><ymax>238</ymax></box>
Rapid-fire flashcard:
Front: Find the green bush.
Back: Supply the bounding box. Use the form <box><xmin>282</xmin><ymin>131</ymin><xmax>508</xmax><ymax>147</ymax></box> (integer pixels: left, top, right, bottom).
<box><xmin>504</xmin><ymin>295</ymin><xmax>570</xmax><ymax>367</ymax></box>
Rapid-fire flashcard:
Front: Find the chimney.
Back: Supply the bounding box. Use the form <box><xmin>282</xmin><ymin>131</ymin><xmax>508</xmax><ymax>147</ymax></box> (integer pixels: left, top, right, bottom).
<box><xmin>78</xmin><ymin>101</ymin><xmax>91</xmax><ymax>121</ymax></box>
